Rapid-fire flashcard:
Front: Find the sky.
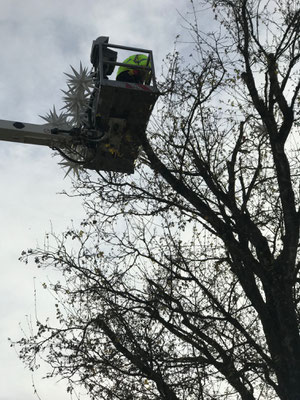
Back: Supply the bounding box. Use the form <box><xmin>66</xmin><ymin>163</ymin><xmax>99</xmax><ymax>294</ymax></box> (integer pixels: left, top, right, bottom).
<box><xmin>0</xmin><ymin>1</ymin><xmax>190</xmax><ymax>400</ymax></box>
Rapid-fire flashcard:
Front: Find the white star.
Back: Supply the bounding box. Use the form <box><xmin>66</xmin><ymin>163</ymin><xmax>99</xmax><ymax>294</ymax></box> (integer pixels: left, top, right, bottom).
<box><xmin>61</xmin><ymin>87</ymin><xmax>90</xmax><ymax>126</ymax></box>
<box><xmin>58</xmin><ymin>158</ymin><xmax>82</xmax><ymax>179</ymax></box>
<box><xmin>40</xmin><ymin>106</ymin><xmax>71</xmax><ymax>129</ymax></box>
<box><xmin>56</xmin><ymin>144</ymin><xmax>93</xmax><ymax>178</ymax></box>
<box><xmin>40</xmin><ymin>63</ymin><xmax>96</xmax><ymax>178</ymax></box>
<box><xmin>64</xmin><ymin>62</ymin><xmax>94</xmax><ymax>94</ymax></box>
<box><xmin>61</xmin><ymin>63</ymin><xmax>94</xmax><ymax>126</ymax></box>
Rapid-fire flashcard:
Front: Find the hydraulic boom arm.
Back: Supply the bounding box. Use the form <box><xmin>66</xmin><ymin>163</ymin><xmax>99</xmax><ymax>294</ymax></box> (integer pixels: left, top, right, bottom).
<box><xmin>0</xmin><ymin>119</ymin><xmax>72</xmax><ymax>148</ymax></box>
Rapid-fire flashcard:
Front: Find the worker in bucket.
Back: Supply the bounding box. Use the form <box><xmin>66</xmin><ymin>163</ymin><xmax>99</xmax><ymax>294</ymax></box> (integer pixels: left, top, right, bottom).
<box><xmin>116</xmin><ymin>54</ymin><xmax>150</xmax><ymax>84</ymax></box>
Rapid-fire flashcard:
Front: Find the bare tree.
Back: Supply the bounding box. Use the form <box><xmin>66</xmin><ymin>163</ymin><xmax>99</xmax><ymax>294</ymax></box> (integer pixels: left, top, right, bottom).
<box><xmin>15</xmin><ymin>0</ymin><xmax>300</xmax><ymax>399</ymax></box>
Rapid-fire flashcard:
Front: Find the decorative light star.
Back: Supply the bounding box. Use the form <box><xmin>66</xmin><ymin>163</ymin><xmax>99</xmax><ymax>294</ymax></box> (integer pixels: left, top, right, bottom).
<box><xmin>40</xmin><ymin>106</ymin><xmax>70</xmax><ymax>129</ymax></box>
<box><xmin>57</xmin><ymin>144</ymin><xmax>94</xmax><ymax>179</ymax></box>
<box><xmin>40</xmin><ymin>63</ymin><xmax>95</xmax><ymax>178</ymax></box>
<box><xmin>61</xmin><ymin>63</ymin><xmax>94</xmax><ymax>126</ymax></box>
<box><xmin>64</xmin><ymin>62</ymin><xmax>94</xmax><ymax>94</ymax></box>
<box><xmin>61</xmin><ymin>86</ymin><xmax>90</xmax><ymax>126</ymax></box>
<box><xmin>58</xmin><ymin>158</ymin><xmax>82</xmax><ymax>179</ymax></box>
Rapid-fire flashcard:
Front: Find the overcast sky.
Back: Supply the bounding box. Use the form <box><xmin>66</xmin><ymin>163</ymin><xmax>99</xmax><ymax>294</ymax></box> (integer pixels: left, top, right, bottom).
<box><xmin>0</xmin><ymin>1</ymin><xmax>191</xmax><ymax>400</ymax></box>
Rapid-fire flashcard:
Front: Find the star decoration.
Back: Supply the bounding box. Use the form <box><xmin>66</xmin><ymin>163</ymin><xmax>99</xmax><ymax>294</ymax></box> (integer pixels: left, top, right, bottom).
<box><xmin>41</xmin><ymin>63</ymin><xmax>95</xmax><ymax>178</ymax></box>
<box><xmin>40</xmin><ymin>106</ymin><xmax>71</xmax><ymax>129</ymax></box>
<box><xmin>58</xmin><ymin>157</ymin><xmax>82</xmax><ymax>179</ymax></box>
<box><xmin>56</xmin><ymin>143</ymin><xmax>93</xmax><ymax>179</ymax></box>
<box><xmin>61</xmin><ymin>86</ymin><xmax>90</xmax><ymax>126</ymax></box>
<box><xmin>61</xmin><ymin>62</ymin><xmax>94</xmax><ymax>126</ymax></box>
<box><xmin>64</xmin><ymin>62</ymin><xmax>94</xmax><ymax>95</ymax></box>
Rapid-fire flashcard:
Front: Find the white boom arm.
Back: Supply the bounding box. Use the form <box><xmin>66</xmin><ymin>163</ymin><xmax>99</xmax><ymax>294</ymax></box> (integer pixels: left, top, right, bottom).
<box><xmin>0</xmin><ymin>119</ymin><xmax>73</xmax><ymax>148</ymax></box>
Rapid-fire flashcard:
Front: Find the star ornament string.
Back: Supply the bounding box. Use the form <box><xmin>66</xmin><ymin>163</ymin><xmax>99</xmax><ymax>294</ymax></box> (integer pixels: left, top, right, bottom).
<box><xmin>40</xmin><ymin>63</ymin><xmax>95</xmax><ymax>178</ymax></box>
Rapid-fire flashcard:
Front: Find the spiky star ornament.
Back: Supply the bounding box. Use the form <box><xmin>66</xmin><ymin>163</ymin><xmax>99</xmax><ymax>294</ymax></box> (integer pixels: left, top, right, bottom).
<box><xmin>40</xmin><ymin>63</ymin><xmax>95</xmax><ymax>178</ymax></box>
<box><xmin>62</xmin><ymin>62</ymin><xmax>94</xmax><ymax>126</ymax></box>
<box><xmin>64</xmin><ymin>62</ymin><xmax>94</xmax><ymax>94</ymax></box>
<box><xmin>61</xmin><ymin>85</ymin><xmax>90</xmax><ymax>126</ymax></box>
<box><xmin>58</xmin><ymin>146</ymin><xmax>89</xmax><ymax>179</ymax></box>
<box><xmin>40</xmin><ymin>106</ymin><xmax>71</xmax><ymax>129</ymax></box>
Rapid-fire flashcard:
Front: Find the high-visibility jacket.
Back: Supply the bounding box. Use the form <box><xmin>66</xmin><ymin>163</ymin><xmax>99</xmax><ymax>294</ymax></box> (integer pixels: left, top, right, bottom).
<box><xmin>117</xmin><ymin>54</ymin><xmax>149</xmax><ymax>77</ymax></box>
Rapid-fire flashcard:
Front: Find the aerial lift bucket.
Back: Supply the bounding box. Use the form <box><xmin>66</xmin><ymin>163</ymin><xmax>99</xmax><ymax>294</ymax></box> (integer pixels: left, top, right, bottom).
<box><xmin>84</xmin><ymin>36</ymin><xmax>160</xmax><ymax>173</ymax></box>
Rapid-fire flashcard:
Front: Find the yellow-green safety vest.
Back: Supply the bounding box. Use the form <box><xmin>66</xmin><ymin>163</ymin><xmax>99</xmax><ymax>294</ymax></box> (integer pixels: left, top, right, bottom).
<box><xmin>117</xmin><ymin>54</ymin><xmax>150</xmax><ymax>77</ymax></box>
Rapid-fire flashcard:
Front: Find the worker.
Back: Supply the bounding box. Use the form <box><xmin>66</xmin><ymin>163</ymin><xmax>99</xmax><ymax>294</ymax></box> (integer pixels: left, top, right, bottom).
<box><xmin>116</xmin><ymin>54</ymin><xmax>150</xmax><ymax>84</ymax></box>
